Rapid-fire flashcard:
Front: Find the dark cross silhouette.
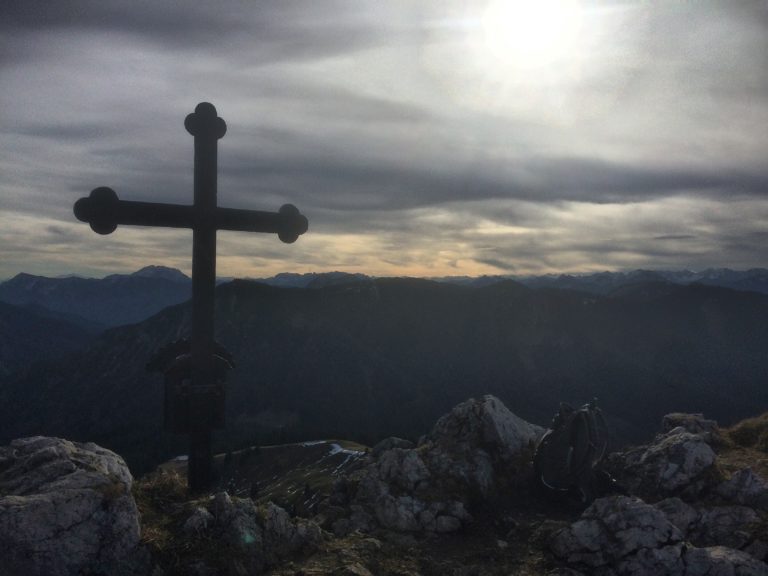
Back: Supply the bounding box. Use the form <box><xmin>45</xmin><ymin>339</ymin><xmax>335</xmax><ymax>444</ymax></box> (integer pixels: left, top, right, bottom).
<box><xmin>73</xmin><ymin>102</ymin><xmax>308</xmax><ymax>492</ymax></box>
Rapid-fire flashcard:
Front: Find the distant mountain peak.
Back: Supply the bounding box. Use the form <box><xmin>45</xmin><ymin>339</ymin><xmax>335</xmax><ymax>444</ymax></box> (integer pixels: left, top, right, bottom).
<box><xmin>258</xmin><ymin>271</ymin><xmax>370</xmax><ymax>289</ymax></box>
<box><xmin>131</xmin><ymin>266</ymin><xmax>190</xmax><ymax>283</ymax></box>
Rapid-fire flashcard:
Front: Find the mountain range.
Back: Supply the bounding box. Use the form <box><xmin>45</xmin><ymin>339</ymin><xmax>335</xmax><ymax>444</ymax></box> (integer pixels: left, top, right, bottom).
<box><xmin>4</xmin><ymin>266</ymin><xmax>768</xmax><ymax>332</ymax></box>
<box><xmin>2</xmin><ymin>270</ymin><xmax>768</xmax><ymax>474</ymax></box>
<box><xmin>0</xmin><ymin>265</ymin><xmax>192</xmax><ymax>329</ymax></box>
<box><xmin>254</xmin><ymin>267</ymin><xmax>768</xmax><ymax>294</ymax></box>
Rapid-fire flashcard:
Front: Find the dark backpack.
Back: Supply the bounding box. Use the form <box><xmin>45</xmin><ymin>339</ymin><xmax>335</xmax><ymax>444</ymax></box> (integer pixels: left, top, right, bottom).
<box><xmin>533</xmin><ymin>400</ymin><xmax>612</xmax><ymax>504</ymax></box>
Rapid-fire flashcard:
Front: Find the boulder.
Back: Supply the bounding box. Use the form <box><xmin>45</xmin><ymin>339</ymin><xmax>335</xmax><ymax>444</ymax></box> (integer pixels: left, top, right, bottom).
<box><xmin>350</xmin><ymin>463</ymin><xmax>470</xmax><ymax>534</ymax></box>
<box><xmin>552</xmin><ymin>495</ymin><xmax>768</xmax><ymax>575</ymax></box>
<box><xmin>375</xmin><ymin>447</ymin><xmax>430</xmax><ymax>492</ymax></box>
<box><xmin>717</xmin><ymin>469</ymin><xmax>768</xmax><ymax>511</ymax></box>
<box><xmin>419</xmin><ymin>395</ymin><xmax>545</xmax><ymax>496</ymax></box>
<box><xmin>656</xmin><ymin>497</ymin><xmax>701</xmax><ymax>537</ymax></box>
<box><xmin>661</xmin><ymin>413</ymin><xmax>719</xmax><ymax>438</ymax></box>
<box><xmin>371</xmin><ymin>437</ymin><xmax>414</xmax><ymax>458</ymax></box>
<box><xmin>0</xmin><ymin>436</ymin><xmax>146</xmax><ymax>576</ymax></box>
<box><xmin>658</xmin><ymin>498</ymin><xmax>763</xmax><ymax>552</ymax></box>
<box><xmin>262</xmin><ymin>501</ymin><xmax>323</xmax><ymax>563</ymax></box>
<box><xmin>550</xmin><ymin>495</ymin><xmax>685</xmax><ymax>575</ymax></box>
<box><xmin>183</xmin><ymin>506</ymin><xmax>215</xmax><ymax>536</ymax></box>
<box><xmin>690</xmin><ymin>506</ymin><xmax>761</xmax><ymax>550</ymax></box>
<box><xmin>196</xmin><ymin>491</ymin><xmax>322</xmax><ymax>573</ymax></box>
<box><xmin>425</xmin><ymin>395</ymin><xmax>544</xmax><ymax>462</ymax></box>
<box><xmin>614</xmin><ymin>428</ymin><xmax>719</xmax><ymax>498</ymax></box>
<box><xmin>683</xmin><ymin>546</ymin><xmax>768</xmax><ymax>576</ymax></box>
<box><xmin>340</xmin><ymin>396</ymin><xmax>544</xmax><ymax>533</ymax></box>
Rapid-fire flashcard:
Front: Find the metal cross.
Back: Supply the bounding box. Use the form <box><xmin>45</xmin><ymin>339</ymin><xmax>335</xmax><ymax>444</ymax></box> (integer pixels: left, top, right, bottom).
<box><xmin>74</xmin><ymin>102</ymin><xmax>308</xmax><ymax>491</ymax></box>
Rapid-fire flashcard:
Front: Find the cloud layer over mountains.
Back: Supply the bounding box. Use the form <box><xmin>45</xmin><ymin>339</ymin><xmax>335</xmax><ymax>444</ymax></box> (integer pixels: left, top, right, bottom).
<box><xmin>2</xmin><ymin>1</ymin><xmax>767</xmax><ymax>278</ymax></box>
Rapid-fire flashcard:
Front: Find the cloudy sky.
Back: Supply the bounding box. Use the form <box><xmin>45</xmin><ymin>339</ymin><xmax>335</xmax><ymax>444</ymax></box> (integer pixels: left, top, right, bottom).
<box><xmin>1</xmin><ymin>1</ymin><xmax>767</xmax><ymax>279</ymax></box>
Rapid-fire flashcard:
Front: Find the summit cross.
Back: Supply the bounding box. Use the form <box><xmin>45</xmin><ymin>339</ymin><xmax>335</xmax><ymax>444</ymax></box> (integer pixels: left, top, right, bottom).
<box><xmin>74</xmin><ymin>102</ymin><xmax>308</xmax><ymax>491</ymax></box>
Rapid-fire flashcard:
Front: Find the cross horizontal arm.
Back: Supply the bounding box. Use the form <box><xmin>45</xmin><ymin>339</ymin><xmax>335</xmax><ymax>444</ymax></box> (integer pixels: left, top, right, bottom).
<box><xmin>216</xmin><ymin>204</ymin><xmax>308</xmax><ymax>243</ymax></box>
<box><xmin>74</xmin><ymin>187</ymin><xmax>195</xmax><ymax>233</ymax></box>
<box><xmin>74</xmin><ymin>186</ymin><xmax>308</xmax><ymax>243</ymax></box>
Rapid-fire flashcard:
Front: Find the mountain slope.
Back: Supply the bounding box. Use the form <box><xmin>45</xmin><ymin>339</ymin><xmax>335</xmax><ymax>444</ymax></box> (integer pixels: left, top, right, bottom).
<box><xmin>2</xmin><ymin>278</ymin><xmax>768</xmax><ymax>473</ymax></box>
<box><xmin>0</xmin><ymin>301</ymin><xmax>94</xmax><ymax>379</ymax></box>
<box><xmin>0</xmin><ymin>266</ymin><xmax>191</xmax><ymax>328</ymax></box>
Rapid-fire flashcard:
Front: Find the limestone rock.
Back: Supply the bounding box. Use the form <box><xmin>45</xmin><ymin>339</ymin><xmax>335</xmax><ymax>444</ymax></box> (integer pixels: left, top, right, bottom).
<box><xmin>374</xmin><ymin>494</ymin><xmax>423</xmax><ymax>532</ymax></box>
<box><xmin>683</xmin><ymin>546</ymin><xmax>768</xmax><ymax>576</ymax></box>
<box><xmin>375</xmin><ymin>448</ymin><xmax>430</xmax><ymax>492</ymax></box>
<box><xmin>435</xmin><ymin>514</ymin><xmax>462</xmax><ymax>533</ymax></box>
<box><xmin>262</xmin><ymin>501</ymin><xmax>323</xmax><ymax>562</ymax></box>
<box><xmin>342</xmin><ymin>395</ymin><xmax>543</xmax><ymax>533</ymax></box>
<box><xmin>717</xmin><ymin>469</ymin><xmax>768</xmax><ymax>511</ymax></box>
<box><xmin>552</xmin><ymin>495</ymin><xmax>768</xmax><ymax>576</ymax></box>
<box><xmin>658</xmin><ymin>497</ymin><xmax>766</xmax><ymax>559</ymax></box>
<box><xmin>371</xmin><ymin>437</ymin><xmax>414</xmax><ymax>458</ymax></box>
<box><xmin>744</xmin><ymin>540</ymin><xmax>768</xmax><ymax>564</ymax></box>
<box><xmin>425</xmin><ymin>395</ymin><xmax>544</xmax><ymax>462</ymax></box>
<box><xmin>420</xmin><ymin>395</ymin><xmax>544</xmax><ymax>497</ymax></box>
<box><xmin>191</xmin><ymin>491</ymin><xmax>322</xmax><ymax>574</ymax></box>
<box><xmin>210</xmin><ymin>490</ymin><xmax>234</xmax><ymax>520</ymax></box>
<box><xmin>656</xmin><ymin>497</ymin><xmax>701</xmax><ymax>537</ymax></box>
<box><xmin>617</xmin><ymin>428</ymin><xmax>719</xmax><ymax>498</ymax></box>
<box><xmin>691</xmin><ymin>506</ymin><xmax>761</xmax><ymax>550</ymax></box>
<box><xmin>0</xmin><ymin>436</ymin><xmax>146</xmax><ymax>576</ymax></box>
<box><xmin>183</xmin><ymin>506</ymin><xmax>214</xmax><ymax>536</ymax></box>
<box><xmin>661</xmin><ymin>413</ymin><xmax>718</xmax><ymax>438</ymax></box>
<box><xmin>359</xmin><ymin>478</ymin><xmax>469</xmax><ymax>534</ymax></box>
<box><xmin>550</xmin><ymin>495</ymin><xmax>685</xmax><ymax>574</ymax></box>
<box><xmin>335</xmin><ymin>563</ymin><xmax>375</xmax><ymax>576</ymax></box>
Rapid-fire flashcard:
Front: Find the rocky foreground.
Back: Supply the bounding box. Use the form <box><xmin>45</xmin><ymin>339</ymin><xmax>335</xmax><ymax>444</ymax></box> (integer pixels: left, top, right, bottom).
<box><xmin>1</xmin><ymin>396</ymin><xmax>767</xmax><ymax>575</ymax></box>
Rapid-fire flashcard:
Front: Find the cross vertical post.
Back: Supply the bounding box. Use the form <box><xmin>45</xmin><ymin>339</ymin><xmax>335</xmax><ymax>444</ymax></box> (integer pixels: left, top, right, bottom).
<box><xmin>186</xmin><ymin>103</ymin><xmax>226</xmax><ymax>492</ymax></box>
<box><xmin>74</xmin><ymin>102</ymin><xmax>308</xmax><ymax>492</ymax></box>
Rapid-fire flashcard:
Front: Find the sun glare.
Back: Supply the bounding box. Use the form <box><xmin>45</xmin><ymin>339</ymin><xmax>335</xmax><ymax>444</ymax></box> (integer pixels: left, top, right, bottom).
<box><xmin>479</xmin><ymin>0</ymin><xmax>583</xmax><ymax>72</ymax></box>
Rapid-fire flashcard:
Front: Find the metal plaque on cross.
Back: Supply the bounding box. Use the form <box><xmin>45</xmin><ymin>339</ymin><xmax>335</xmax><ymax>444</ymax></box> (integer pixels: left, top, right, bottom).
<box><xmin>74</xmin><ymin>102</ymin><xmax>308</xmax><ymax>492</ymax></box>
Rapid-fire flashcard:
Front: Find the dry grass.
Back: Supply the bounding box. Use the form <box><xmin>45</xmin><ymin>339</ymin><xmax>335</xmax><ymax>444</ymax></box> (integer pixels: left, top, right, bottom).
<box><xmin>725</xmin><ymin>412</ymin><xmax>768</xmax><ymax>452</ymax></box>
<box><xmin>133</xmin><ymin>469</ymin><xmax>188</xmax><ymax>555</ymax></box>
<box><xmin>711</xmin><ymin>412</ymin><xmax>768</xmax><ymax>482</ymax></box>
<box><xmin>96</xmin><ymin>480</ymin><xmax>129</xmax><ymax>501</ymax></box>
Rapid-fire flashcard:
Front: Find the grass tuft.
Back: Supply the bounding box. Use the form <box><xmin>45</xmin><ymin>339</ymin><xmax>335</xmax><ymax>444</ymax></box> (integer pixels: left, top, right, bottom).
<box><xmin>726</xmin><ymin>412</ymin><xmax>768</xmax><ymax>452</ymax></box>
<box><xmin>133</xmin><ymin>469</ymin><xmax>188</xmax><ymax>555</ymax></box>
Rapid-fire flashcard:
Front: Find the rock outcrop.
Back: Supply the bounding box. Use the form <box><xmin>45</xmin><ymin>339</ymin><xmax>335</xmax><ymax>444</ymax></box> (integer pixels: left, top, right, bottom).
<box><xmin>609</xmin><ymin>420</ymin><xmax>721</xmax><ymax>499</ymax></box>
<box><xmin>717</xmin><ymin>468</ymin><xmax>768</xmax><ymax>511</ymax></box>
<box><xmin>0</xmin><ymin>436</ymin><xmax>147</xmax><ymax>576</ymax></box>
<box><xmin>4</xmin><ymin>401</ymin><xmax>767</xmax><ymax>576</ymax></box>
<box><xmin>661</xmin><ymin>413</ymin><xmax>719</xmax><ymax>438</ymax></box>
<box><xmin>552</xmin><ymin>412</ymin><xmax>768</xmax><ymax>575</ymax></box>
<box><xmin>330</xmin><ymin>395</ymin><xmax>544</xmax><ymax>534</ymax></box>
<box><xmin>421</xmin><ymin>394</ymin><xmax>545</xmax><ymax>495</ymax></box>
<box><xmin>176</xmin><ymin>490</ymin><xmax>323</xmax><ymax>575</ymax></box>
<box><xmin>551</xmin><ymin>495</ymin><xmax>768</xmax><ymax>575</ymax></box>
<box><xmin>551</xmin><ymin>495</ymin><xmax>687</xmax><ymax>575</ymax></box>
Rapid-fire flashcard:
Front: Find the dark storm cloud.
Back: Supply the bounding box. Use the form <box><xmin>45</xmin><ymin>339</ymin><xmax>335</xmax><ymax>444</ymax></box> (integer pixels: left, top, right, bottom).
<box><xmin>0</xmin><ymin>0</ymin><xmax>408</xmax><ymax>63</ymax></box>
<box><xmin>219</xmin><ymin>149</ymin><xmax>768</xmax><ymax>227</ymax></box>
<box><xmin>521</xmin><ymin>158</ymin><xmax>768</xmax><ymax>203</ymax></box>
<box><xmin>10</xmin><ymin>123</ymin><xmax>122</xmax><ymax>142</ymax></box>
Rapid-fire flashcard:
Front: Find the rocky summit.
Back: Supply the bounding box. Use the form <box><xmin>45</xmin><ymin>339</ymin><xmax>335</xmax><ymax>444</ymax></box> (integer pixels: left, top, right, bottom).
<box><xmin>328</xmin><ymin>395</ymin><xmax>545</xmax><ymax>536</ymax></box>
<box><xmin>1</xmin><ymin>397</ymin><xmax>768</xmax><ymax>575</ymax></box>
<box><xmin>0</xmin><ymin>436</ymin><xmax>147</xmax><ymax>576</ymax></box>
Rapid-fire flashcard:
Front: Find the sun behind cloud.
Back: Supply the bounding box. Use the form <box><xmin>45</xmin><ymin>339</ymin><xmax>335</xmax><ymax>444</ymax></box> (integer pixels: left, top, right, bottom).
<box><xmin>478</xmin><ymin>0</ymin><xmax>584</xmax><ymax>72</ymax></box>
